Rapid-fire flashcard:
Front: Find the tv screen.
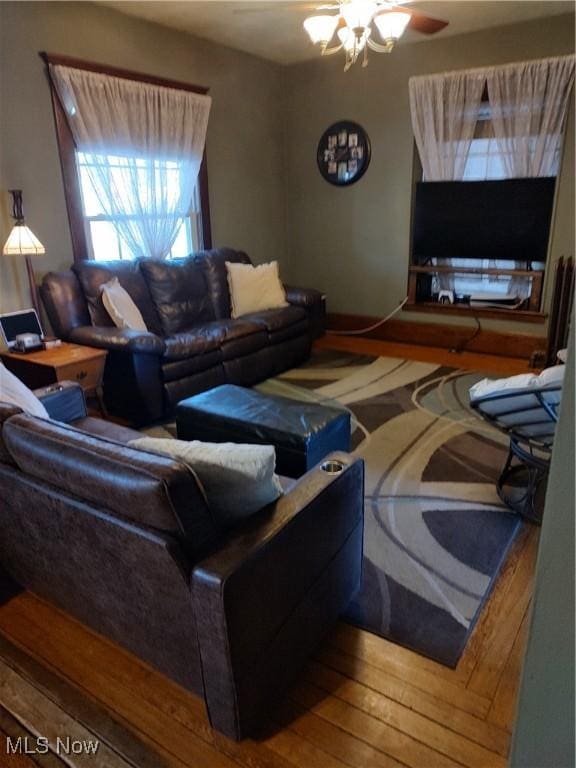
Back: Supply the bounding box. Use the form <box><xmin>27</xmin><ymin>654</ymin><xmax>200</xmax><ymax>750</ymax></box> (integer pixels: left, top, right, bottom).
<box><xmin>412</xmin><ymin>178</ymin><xmax>556</xmax><ymax>263</ymax></box>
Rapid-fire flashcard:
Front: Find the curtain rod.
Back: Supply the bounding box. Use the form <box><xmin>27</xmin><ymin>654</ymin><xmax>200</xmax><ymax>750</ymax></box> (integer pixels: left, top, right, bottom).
<box><xmin>409</xmin><ymin>53</ymin><xmax>575</xmax><ymax>83</ymax></box>
<box><xmin>39</xmin><ymin>52</ymin><xmax>209</xmax><ymax>95</ymax></box>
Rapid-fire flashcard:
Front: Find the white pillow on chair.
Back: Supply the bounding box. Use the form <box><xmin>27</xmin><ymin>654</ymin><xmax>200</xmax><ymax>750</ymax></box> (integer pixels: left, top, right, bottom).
<box><xmin>469</xmin><ymin>365</ymin><xmax>565</xmax><ymax>403</ymax></box>
<box><xmin>0</xmin><ymin>363</ymin><xmax>49</xmax><ymax>418</ymax></box>
<box><xmin>101</xmin><ymin>277</ymin><xmax>147</xmax><ymax>331</ymax></box>
<box><xmin>226</xmin><ymin>261</ymin><xmax>288</xmax><ymax>319</ymax></box>
<box><xmin>469</xmin><ymin>365</ymin><xmax>565</xmax><ymax>439</ymax></box>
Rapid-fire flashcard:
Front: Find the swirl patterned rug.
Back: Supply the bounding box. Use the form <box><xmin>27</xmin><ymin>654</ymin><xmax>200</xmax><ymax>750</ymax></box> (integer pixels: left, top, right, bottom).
<box><xmin>257</xmin><ymin>349</ymin><xmax>522</xmax><ymax>667</ymax></box>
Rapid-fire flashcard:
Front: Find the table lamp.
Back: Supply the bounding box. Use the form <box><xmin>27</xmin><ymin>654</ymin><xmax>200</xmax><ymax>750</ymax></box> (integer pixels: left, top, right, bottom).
<box><xmin>2</xmin><ymin>189</ymin><xmax>45</xmax><ymax>318</ymax></box>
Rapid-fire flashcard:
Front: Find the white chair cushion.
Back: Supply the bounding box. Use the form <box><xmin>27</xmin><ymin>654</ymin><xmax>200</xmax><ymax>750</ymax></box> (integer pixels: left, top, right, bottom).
<box><xmin>226</xmin><ymin>261</ymin><xmax>288</xmax><ymax>319</ymax></box>
<box><xmin>101</xmin><ymin>277</ymin><xmax>147</xmax><ymax>332</ymax></box>
<box><xmin>469</xmin><ymin>365</ymin><xmax>565</xmax><ymax>441</ymax></box>
<box><xmin>0</xmin><ymin>363</ymin><xmax>49</xmax><ymax>418</ymax></box>
<box><xmin>469</xmin><ymin>365</ymin><xmax>565</xmax><ymax>404</ymax></box>
<box><xmin>128</xmin><ymin>436</ymin><xmax>283</xmax><ymax>527</ymax></box>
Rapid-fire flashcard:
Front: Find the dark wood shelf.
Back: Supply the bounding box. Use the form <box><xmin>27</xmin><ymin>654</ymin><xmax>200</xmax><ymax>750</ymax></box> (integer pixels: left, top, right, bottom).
<box><xmin>409</xmin><ymin>265</ymin><xmax>542</xmax><ymax>277</ymax></box>
<box><xmin>404</xmin><ymin>301</ymin><xmax>547</xmax><ymax>323</ymax></box>
<box><xmin>407</xmin><ymin>264</ymin><xmax>545</xmax><ymax>315</ymax></box>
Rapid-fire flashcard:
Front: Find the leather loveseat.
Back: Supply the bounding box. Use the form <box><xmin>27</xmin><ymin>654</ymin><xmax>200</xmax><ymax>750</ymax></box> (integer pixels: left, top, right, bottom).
<box><xmin>40</xmin><ymin>248</ymin><xmax>325</xmax><ymax>424</ymax></box>
<box><xmin>0</xmin><ymin>383</ymin><xmax>364</xmax><ymax>740</ymax></box>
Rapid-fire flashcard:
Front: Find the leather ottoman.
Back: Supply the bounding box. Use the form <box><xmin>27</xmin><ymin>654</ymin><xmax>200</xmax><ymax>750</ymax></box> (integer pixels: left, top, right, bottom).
<box><xmin>176</xmin><ymin>384</ymin><xmax>351</xmax><ymax>478</ymax></box>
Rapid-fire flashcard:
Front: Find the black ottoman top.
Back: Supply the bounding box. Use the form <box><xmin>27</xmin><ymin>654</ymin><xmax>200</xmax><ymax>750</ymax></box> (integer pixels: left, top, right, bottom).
<box><xmin>177</xmin><ymin>384</ymin><xmax>349</xmax><ymax>448</ymax></box>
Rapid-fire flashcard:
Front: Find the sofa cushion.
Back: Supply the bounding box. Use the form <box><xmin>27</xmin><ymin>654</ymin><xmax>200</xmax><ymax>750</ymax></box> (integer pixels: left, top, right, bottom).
<box><xmin>163</xmin><ymin>319</ymin><xmax>266</xmax><ymax>362</ymax></box>
<box><xmin>73</xmin><ymin>260</ymin><xmax>162</xmax><ymax>335</ymax></box>
<box><xmin>3</xmin><ymin>414</ymin><xmax>220</xmax><ymax>555</ymax></box>
<box><xmin>242</xmin><ymin>307</ymin><xmax>308</xmax><ymax>338</ymax></box>
<box><xmin>206</xmin><ymin>319</ymin><xmax>268</xmax><ymax>360</ymax></box>
<box><xmin>162</xmin><ymin>350</ymin><xmax>223</xmax><ymax>383</ymax></box>
<box><xmin>164</xmin><ymin>327</ymin><xmax>224</xmax><ymax>361</ymax></box>
<box><xmin>140</xmin><ymin>258</ymin><xmax>214</xmax><ymax>336</ymax></box>
<box><xmin>194</xmin><ymin>248</ymin><xmax>251</xmax><ymax>319</ymax></box>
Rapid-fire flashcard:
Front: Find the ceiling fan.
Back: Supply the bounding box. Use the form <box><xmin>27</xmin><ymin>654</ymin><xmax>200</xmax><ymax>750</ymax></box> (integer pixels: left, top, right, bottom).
<box><xmin>236</xmin><ymin>1</ymin><xmax>448</xmax><ymax>70</ymax></box>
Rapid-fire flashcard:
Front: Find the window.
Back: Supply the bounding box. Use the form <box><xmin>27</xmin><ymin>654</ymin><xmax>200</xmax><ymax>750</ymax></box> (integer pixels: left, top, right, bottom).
<box><xmin>44</xmin><ymin>53</ymin><xmax>212</xmax><ymax>264</ymax></box>
<box><xmin>436</xmin><ymin>104</ymin><xmax>558</xmax><ymax>300</ymax></box>
<box><xmin>462</xmin><ymin>105</ymin><xmax>561</xmax><ymax>182</ymax></box>
<box><xmin>77</xmin><ymin>152</ymin><xmax>201</xmax><ymax>261</ymax></box>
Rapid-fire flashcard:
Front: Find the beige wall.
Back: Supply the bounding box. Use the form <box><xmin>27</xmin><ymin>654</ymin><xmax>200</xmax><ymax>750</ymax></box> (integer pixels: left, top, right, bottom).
<box><xmin>1</xmin><ymin>4</ymin><xmax>574</xmax><ymax>340</ymax></box>
<box><xmin>282</xmin><ymin>14</ymin><xmax>575</xmax><ymax>335</ymax></box>
<box><xmin>0</xmin><ymin>1</ymin><xmax>286</xmax><ymax>313</ymax></box>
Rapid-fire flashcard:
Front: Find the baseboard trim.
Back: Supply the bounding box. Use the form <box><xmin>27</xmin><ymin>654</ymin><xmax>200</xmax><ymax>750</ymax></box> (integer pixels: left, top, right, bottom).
<box><xmin>326</xmin><ymin>313</ymin><xmax>546</xmax><ymax>360</ymax></box>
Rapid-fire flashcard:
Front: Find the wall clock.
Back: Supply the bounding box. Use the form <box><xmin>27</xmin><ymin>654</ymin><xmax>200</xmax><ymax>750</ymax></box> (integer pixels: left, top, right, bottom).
<box><xmin>317</xmin><ymin>120</ymin><xmax>371</xmax><ymax>186</ymax></box>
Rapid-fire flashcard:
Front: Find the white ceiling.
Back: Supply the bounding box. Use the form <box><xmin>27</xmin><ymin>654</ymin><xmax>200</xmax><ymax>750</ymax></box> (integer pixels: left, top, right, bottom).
<box><xmin>101</xmin><ymin>1</ymin><xmax>575</xmax><ymax>65</ymax></box>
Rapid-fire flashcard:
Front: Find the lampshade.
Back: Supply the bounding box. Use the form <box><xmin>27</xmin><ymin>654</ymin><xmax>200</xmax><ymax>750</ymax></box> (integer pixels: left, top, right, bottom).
<box><xmin>303</xmin><ymin>15</ymin><xmax>339</xmax><ymax>44</ymax></box>
<box><xmin>340</xmin><ymin>1</ymin><xmax>377</xmax><ymax>31</ymax></box>
<box><xmin>373</xmin><ymin>10</ymin><xmax>411</xmax><ymax>42</ymax></box>
<box><xmin>337</xmin><ymin>26</ymin><xmax>369</xmax><ymax>53</ymax></box>
<box><xmin>3</xmin><ymin>223</ymin><xmax>46</xmax><ymax>256</ymax></box>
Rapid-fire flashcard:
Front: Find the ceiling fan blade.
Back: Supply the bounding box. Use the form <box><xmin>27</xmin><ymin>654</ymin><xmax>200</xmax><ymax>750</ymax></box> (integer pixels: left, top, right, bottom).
<box><xmin>407</xmin><ymin>11</ymin><xmax>449</xmax><ymax>35</ymax></box>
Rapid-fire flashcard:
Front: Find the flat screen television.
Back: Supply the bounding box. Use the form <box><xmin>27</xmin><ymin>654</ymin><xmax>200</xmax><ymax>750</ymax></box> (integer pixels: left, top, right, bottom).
<box><xmin>412</xmin><ymin>178</ymin><xmax>556</xmax><ymax>263</ymax></box>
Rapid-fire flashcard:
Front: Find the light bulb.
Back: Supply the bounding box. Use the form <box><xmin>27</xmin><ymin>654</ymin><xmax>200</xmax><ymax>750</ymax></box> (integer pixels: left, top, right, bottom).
<box><xmin>340</xmin><ymin>1</ymin><xmax>377</xmax><ymax>31</ymax></box>
<box><xmin>373</xmin><ymin>10</ymin><xmax>411</xmax><ymax>42</ymax></box>
<box><xmin>337</xmin><ymin>26</ymin><xmax>369</xmax><ymax>53</ymax></box>
<box><xmin>303</xmin><ymin>15</ymin><xmax>339</xmax><ymax>44</ymax></box>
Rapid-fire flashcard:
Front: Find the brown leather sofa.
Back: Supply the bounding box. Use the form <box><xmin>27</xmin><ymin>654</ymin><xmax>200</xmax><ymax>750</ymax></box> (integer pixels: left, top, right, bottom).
<box><xmin>40</xmin><ymin>248</ymin><xmax>325</xmax><ymax>424</ymax></box>
<box><xmin>0</xmin><ymin>384</ymin><xmax>364</xmax><ymax>740</ymax></box>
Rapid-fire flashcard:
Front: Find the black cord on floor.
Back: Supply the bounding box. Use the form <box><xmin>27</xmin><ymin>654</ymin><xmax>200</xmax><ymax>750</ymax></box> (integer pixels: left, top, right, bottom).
<box><xmin>450</xmin><ymin>314</ymin><xmax>482</xmax><ymax>354</ymax></box>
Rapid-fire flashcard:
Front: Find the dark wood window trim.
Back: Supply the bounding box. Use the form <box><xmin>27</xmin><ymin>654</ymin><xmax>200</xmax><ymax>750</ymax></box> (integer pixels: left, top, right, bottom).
<box><xmin>40</xmin><ymin>52</ymin><xmax>212</xmax><ymax>263</ymax></box>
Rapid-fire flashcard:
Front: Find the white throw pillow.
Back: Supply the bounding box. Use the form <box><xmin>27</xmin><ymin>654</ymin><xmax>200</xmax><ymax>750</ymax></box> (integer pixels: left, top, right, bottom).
<box><xmin>469</xmin><ymin>365</ymin><xmax>565</xmax><ymax>402</ymax></box>
<box><xmin>101</xmin><ymin>277</ymin><xmax>147</xmax><ymax>331</ymax></box>
<box><xmin>0</xmin><ymin>363</ymin><xmax>49</xmax><ymax>418</ymax></box>
<box><xmin>226</xmin><ymin>261</ymin><xmax>288</xmax><ymax>319</ymax></box>
<box><xmin>128</xmin><ymin>436</ymin><xmax>283</xmax><ymax>526</ymax></box>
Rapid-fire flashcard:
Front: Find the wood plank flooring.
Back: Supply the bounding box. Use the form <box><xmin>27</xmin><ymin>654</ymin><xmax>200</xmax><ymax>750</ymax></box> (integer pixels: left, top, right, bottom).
<box><xmin>0</xmin><ymin>340</ymin><xmax>539</xmax><ymax>767</ymax></box>
<box><xmin>316</xmin><ymin>335</ymin><xmax>535</xmax><ymax>376</ymax></box>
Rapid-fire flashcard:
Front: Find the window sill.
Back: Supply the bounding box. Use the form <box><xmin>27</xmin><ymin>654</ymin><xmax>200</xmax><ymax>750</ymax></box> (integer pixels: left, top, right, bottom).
<box><xmin>404</xmin><ymin>301</ymin><xmax>547</xmax><ymax>324</ymax></box>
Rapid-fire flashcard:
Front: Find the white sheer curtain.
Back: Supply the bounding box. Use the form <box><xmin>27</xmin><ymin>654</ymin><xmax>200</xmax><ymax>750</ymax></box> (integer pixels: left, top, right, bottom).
<box><xmin>409</xmin><ymin>70</ymin><xmax>486</xmax><ymax>181</ymax></box>
<box><xmin>486</xmin><ymin>55</ymin><xmax>575</xmax><ymax>178</ymax></box>
<box><xmin>409</xmin><ymin>58</ymin><xmax>575</xmax><ymax>301</ymax></box>
<box><xmin>409</xmin><ymin>70</ymin><xmax>485</xmax><ymax>289</ymax></box>
<box><xmin>50</xmin><ymin>65</ymin><xmax>212</xmax><ymax>260</ymax></box>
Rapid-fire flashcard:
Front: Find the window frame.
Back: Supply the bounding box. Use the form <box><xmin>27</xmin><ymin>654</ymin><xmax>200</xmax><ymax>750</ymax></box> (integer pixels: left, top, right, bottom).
<box><xmin>41</xmin><ymin>51</ymin><xmax>212</xmax><ymax>264</ymax></box>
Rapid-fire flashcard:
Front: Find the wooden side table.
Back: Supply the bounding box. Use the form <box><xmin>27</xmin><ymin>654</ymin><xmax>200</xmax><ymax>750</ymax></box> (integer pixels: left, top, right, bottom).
<box><xmin>1</xmin><ymin>343</ymin><xmax>108</xmax><ymax>414</ymax></box>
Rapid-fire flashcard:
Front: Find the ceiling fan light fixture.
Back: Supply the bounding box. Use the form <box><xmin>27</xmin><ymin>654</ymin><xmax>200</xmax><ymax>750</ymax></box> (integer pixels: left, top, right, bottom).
<box><xmin>373</xmin><ymin>9</ymin><xmax>411</xmax><ymax>44</ymax></box>
<box><xmin>301</xmin><ymin>0</ymin><xmax>444</xmax><ymax>69</ymax></box>
<box><xmin>303</xmin><ymin>14</ymin><xmax>339</xmax><ymax>45</ymax></box>
<box><xmin>337</xmin><ymin>25</ymin><xmax>369</xmax><ymax>53</ymax></box>
<box><xmin>340</xmin><ymin>0</ymin><xmax>378</xmax><ymax>32</ymax></box>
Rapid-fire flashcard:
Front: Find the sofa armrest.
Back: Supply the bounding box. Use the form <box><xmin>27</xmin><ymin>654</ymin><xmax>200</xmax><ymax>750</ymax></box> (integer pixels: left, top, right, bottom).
<box><xmin>34</xmin><ymin>381</ymin><xmax>87</xmax><ymax>423</ymax></box>
<box><xmin>68</xmin><ymin>326</ymin><xmax>165</xmax><ymax>356</ymax></box>
<box><xmin>284</xmin><ymin>285</ymin><xmax>326</xmax><ymax>339</ymax></box>
<box><xmin>284</xmin><ymin>284</ymin><xmax>324</xmax><ymax>308</ymax></box>
<box><xmin>192</xmin><ymin>452</ymin><xmax>364</xmax><ymax>739</ymax></box>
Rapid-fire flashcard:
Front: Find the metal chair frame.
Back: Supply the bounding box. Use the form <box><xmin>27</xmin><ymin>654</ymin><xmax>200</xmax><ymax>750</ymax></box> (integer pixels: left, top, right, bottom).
<box><xmin>470</xmin><ymin>385</ymin><xmax>562</xmax><ymax>524</ymax></box>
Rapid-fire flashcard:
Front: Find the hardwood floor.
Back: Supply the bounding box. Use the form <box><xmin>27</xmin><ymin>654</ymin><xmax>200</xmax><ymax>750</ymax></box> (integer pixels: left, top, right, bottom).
<box><xmin>316</xmin><ymin>335</ymin><xmax>535</xmax><ymax>375</ymax></box>
<box><xmin>0</xmin><ymin>340</ymin><xmax>539</xmax><ymax>768</ymax></box>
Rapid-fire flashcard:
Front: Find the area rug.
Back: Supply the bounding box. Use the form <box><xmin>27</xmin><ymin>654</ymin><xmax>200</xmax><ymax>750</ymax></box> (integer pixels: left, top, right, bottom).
<box><xmin>145</xmin><ymin>349</ymin><xmax>522</xmax><ymax>668</ymax></box>
<box><xmin>256</xmin><ymin>349</ymin><xmax>523</xmax><ymax>667</ymax></box>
